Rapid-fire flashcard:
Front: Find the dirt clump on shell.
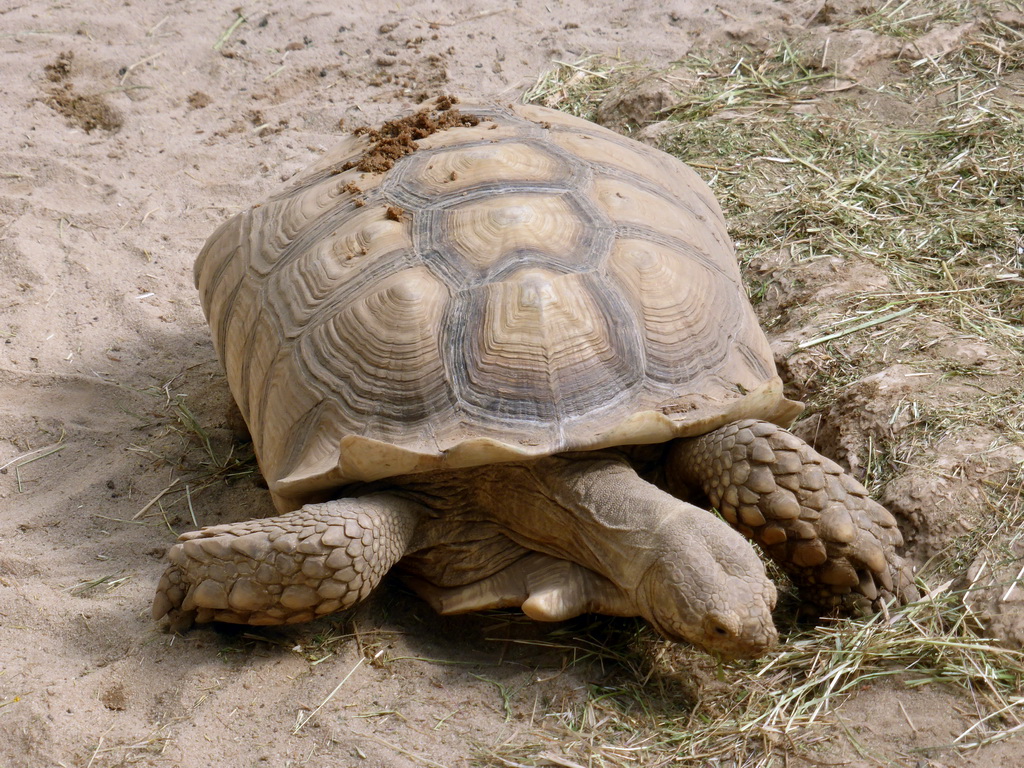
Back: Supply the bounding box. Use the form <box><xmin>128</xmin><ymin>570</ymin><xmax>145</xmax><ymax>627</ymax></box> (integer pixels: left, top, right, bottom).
<box><xmin>344</xmin><ymin>95</ymin><xmax>480</xmax><ymax>173</ymax></box>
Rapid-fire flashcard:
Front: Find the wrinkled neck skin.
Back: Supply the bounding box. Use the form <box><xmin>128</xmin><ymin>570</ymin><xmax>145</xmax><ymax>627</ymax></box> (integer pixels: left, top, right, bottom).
<box><xmin>391</xmin><ymin>452</ymin><xmax>779</xmax><ymax>658</ymax></box>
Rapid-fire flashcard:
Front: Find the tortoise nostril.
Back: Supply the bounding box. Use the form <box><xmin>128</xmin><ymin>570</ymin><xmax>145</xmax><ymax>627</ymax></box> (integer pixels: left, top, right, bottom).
<box><xmin>703</xmin><ymin>611</ymin><xmax>743</xmax><ymax>641</ymax></box>
<box><xmin>708</xmin><ymin>618</ymin><xmax>732</xmax><ymax>637</ymax></box>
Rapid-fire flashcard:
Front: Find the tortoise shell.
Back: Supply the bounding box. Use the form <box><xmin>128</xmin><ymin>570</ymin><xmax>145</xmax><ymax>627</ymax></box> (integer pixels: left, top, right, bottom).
<box><xmin>195</xmin><ymin>102</ymin><xmax>802</xmax><ymax>510</ymax></box>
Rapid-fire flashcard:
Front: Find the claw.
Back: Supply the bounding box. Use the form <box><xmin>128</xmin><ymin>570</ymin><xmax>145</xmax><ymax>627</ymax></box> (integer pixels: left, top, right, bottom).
<box><xmin>858</xmin><ymin>571</ymin><xmax>879</xmax><ymax>602</ymax></box>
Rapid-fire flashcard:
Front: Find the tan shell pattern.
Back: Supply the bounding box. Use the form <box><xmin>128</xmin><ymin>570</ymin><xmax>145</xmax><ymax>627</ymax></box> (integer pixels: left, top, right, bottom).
<box><xmin>195</xmin><ymin>103</ymin><xmax>800</xmax><ymax>507</ymax></box>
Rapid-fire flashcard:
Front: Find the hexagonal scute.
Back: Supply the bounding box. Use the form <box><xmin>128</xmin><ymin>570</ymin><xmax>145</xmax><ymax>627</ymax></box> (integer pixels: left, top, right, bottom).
<box><xmin>417</xmin><ymin>191</ymin><xmax>614</xmax><ymax>287</ymax></box>
<box><xmin>444</xmin><ymin>268</ymin><xmax>644</xmax><ymax>424</ymax></box>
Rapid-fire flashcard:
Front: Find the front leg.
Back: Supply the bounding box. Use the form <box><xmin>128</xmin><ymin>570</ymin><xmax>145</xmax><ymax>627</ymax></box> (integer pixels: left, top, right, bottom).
<box><xmin>668</xmin><ymin>419</ymin><xmax>918</xmax><ymax>612</ymax></box>
<box><xmin>153</xmin><ymin>493</ymin><xmax>425</xmax><ymax>631</ymax></box>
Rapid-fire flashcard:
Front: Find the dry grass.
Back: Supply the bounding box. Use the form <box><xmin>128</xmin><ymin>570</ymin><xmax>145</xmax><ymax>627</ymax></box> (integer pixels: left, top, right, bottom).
<box><xmin>481</xmin><ymin>588</ymin><xmax>1023</xmax><ymax>766</ymax></box>
<box><xmin>523</xmin><ymin>56</ymin><xmax>629</xmax><ymax>117</ymax></box>
<box><xmin>0</xmin><ymin>441</ymin><xmax>67</xmax><ymax>494</ymax></box>
<box><xmin>510</xmin><ymin>2</ymin><xmax>1024</xmax><ymax>765</ymax></box>
<box><xmin>639</xmin><ymin>8</ymin><xmax>1022</xmax><ymax>497</ymax></box>
<box><xmin>850</xmin><ymin>0</ymin><xmax>978</xmax><ymax>37</ymax></box>
<box><xmin>127</xmin><ymin>376</ymin><xmax>256</xmax><ymax>532</ymax></box>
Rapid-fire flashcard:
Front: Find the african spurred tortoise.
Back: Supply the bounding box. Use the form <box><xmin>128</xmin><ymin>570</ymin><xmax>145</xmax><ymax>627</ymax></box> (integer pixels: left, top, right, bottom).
<box><xmin>154</xmin><ymin>100</ymin><xmax>916</xmax><ymax>658</ymax></box>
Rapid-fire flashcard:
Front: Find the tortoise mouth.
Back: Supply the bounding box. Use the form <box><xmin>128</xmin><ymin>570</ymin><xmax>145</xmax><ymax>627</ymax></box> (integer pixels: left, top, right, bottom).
<box><xmin>647</xmin><ymin>610</ymin><xmax>778</xmax><ymax>659</ymax></box>
<box><xmin>640</xmin><ymin>571</ymin><xmax>779</xmax><ymax>659</ymax></box>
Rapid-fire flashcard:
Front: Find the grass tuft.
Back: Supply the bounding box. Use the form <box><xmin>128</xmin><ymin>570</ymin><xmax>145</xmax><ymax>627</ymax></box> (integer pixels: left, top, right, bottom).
<box><xmin>128</xmin><ymin>379</ymin><xmax>257</xmax><ymax>528</ymax></box>
<box><xmin>484</xmin><ymin>591</ymin><xmax>1024</xmax><ymax>766</ymax></box>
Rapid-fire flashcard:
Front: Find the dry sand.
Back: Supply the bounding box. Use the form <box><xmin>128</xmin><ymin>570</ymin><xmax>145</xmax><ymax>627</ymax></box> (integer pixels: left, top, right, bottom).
<box><xmin>1</xmin><ymin>1</ymin><xmax>1022</xmax><ymax>766</ymax></box>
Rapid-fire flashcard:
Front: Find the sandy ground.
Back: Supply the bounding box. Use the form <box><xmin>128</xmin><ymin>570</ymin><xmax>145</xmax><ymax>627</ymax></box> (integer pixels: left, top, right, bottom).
<box><xmin>1</xmin><ymin>1</ymin><xmax>1022</xmax><ymax>766</ymax></box>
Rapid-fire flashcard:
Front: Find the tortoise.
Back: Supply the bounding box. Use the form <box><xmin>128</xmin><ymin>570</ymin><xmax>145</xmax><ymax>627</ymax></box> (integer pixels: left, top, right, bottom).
<box><xmin>154</xmin><ymin>100</ymin><xmax>916</xmax><ymax>659</ymax></box>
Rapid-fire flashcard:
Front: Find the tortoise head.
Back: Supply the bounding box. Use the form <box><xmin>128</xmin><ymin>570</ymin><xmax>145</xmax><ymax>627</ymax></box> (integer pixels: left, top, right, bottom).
<box><xmin>637</xmin><ymin>517</ymin><xmax>779</xmax><ymax>659</ymax></box>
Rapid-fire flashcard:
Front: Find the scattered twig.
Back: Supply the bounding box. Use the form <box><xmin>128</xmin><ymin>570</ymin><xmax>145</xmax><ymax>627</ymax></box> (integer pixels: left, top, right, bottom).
<box><xmin>797</xmin><ymin>306</ymin><xmax>918</xmax><ymax>349</ymax></box>
<box><xmin>0</xmin><ymin>443</ymin><xmax>66</xmax><ymax>473</ymax></box>
<box><xmin>133</xmin><ymin>478</ymin><xmax>181</xmax><ymax>520</ymax></box>
<box><xmin>422</xmin><ymin>6</ymin><xmax>511</xmax><ymax>27</ymax></box>
<box><xmin>361</xmin><ymin>733</ymin><xmax>451</xmax><ymax>768</ymax></box>
<box><xmin>768</xmin><ymin>130</ymin><xmax>834</xmax><ymax>181</ymax></box>
<box><xmin>213</xmin><ymin>9</ymin><xmax>250</xmax><ymax>50</ymax></box>
<box><xmin>119</xmin><ymin>51</ymin><xmax>163</xmax><ymax>84</ymax></box>
<box><xmin>292</xmin><ymin>650</ymin><xmax>381</xmax><ymax>733</ymax></box>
